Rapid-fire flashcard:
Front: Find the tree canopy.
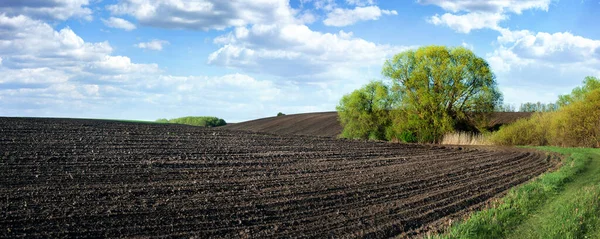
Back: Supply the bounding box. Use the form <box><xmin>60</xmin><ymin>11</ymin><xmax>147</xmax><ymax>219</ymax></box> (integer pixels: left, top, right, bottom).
<box><xmin>338</xmin><ymin>45</ymin><xmax>503</xmax><ymax>143</ymax></box>
<box><xmin>336</xmin><ymin>81</ymin><xmax>395</xmax><ymax>140</ymax></box>
<box><xmin>557</xmin><ymin>76</ymin><xmax>600</xmax><ymax>107</ymax></box>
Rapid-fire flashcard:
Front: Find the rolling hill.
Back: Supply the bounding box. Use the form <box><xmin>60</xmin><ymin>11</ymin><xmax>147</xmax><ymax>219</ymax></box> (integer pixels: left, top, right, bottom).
<box><xmin>221</xmin><ymin>111</ymin><xmax>533</xmax><ymax>138</ymax></box>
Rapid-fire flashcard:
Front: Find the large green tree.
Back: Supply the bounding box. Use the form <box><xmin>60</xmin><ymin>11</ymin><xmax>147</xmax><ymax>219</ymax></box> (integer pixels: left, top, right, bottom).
<box><xmin>382</xmin><ymin>46</ymin><xmax>502</xmax><ymax>142</ymax></box>
<box><xmin>338</xmin><ymin>45</ymin><xmax>502</xmax><ymax>143</ymax></box>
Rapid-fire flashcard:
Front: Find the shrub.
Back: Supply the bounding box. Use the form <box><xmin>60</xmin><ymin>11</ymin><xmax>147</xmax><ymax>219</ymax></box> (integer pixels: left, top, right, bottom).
<box><xmin>549</xmin><ymin>89</ymin><xmax>600</xmax><ymax>147</ymax></box>
<box><xmin>490</xmin><ymin>112</ymin><xmax>553</xmax><ymax>146</ymax></box>
<box><xmin>491</xmin><ymin>86</ymin><xmax>600</xmax><ymax>147</ymax></box>
<box><xmin>156</xmin><ymin>116</ymin><xmax>227</xmax><ymax>127</ymax></box>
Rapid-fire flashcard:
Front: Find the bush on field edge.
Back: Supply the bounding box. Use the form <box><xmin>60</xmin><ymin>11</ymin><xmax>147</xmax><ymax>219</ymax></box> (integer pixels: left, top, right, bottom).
<box><xmin>491</xmin><ymin>88</ymin><xmax>600</xmax><ymax>147</ymax></box>
<box><xmin>155</xmin><ymin>116</ymin><xmax>227</xmax><ymax>128</ymax></box>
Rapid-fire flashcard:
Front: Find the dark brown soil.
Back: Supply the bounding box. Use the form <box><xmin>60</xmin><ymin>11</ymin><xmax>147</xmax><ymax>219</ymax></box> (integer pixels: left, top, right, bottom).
<box><xmin>221</xmin><ymin>112</ymin><xmax>532</xmax><ymax>138</ymax></box>
<box><xmin>1</xmin><ymin>117</ymin><xmax>551</xmax><ymax>238</ymax></box>
<box><xmin>222</xmin><ymin>112</ymin><xmax>342</xmax><ymax>138</ymax></box>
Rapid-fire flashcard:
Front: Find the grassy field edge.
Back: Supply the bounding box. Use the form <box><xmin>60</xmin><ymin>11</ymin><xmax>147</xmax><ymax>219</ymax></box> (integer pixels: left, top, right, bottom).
<box><xmin>429</xmin><ymin>147</ymin><xmax>600</xmax><ymax>239</ymax></box>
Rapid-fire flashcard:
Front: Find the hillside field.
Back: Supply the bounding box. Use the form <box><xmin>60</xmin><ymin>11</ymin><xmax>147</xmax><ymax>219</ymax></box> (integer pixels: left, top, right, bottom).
<box><xmin>0</xmin><ymin>117</ymin><xmax>553</xmax><ymax>238</ymax></box>
<box><xmin>222</xmin><ymin>112</ymin><xmax>532</xmax><ymax>138</ymax></box>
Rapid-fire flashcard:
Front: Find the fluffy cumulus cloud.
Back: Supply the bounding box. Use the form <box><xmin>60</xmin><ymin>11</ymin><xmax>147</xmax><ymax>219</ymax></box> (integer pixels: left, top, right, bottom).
<box><xmin>0</xmin><ymin>14</ymin><xmax>160</xmax><ymax>82</ymax></box>
<box><xmin>489</xmin><ymin>30</ymin><xmax>600</xmax><ymax>73</ymax></box>
<box><xmin>0</xmin><ymin>14</ymin><xmax>110</xmax><ymax>73</ymax></box>
<box><xmin>0</xmin><ymin>11</ymin><xmax>351</xmax><ymax>121</ymax></box>
<box><xmin>421</xmin><ymin>0</ymin><xmax>551</xmax><ymax>33</ymax></box>
<box><xmin>208</xmin><ymin>23</ymin><xmax>409</xmax><ymax>78</ymax></box>
<box><xmin>107</xmin><ymin>0</ymin><xmax>298</xmax><ymax>30</ymax></box>
<box><xmin>135</xmin><ymin>40</ymin><xmax>169</xmax><ymax>51</ymax></box>
<box><xmin>486</xmin><ymin>29</ymin><xmax>600</xmax><ymax>104</ymax></box>
<box><xmin>191</xmin><ymin>1</ymin><xmax>410</xmax><ymax>114</ymax></box>
<box><xmin>102</xmin><ymin>17</ymin><xmax>136</xmax><ymax>31</ymax></box>
<box><xmin>0</xmin><ymin>0</ymin><xmax>410</xmax><ymax>121</ymax></box>
<box><xmin>0</xmin><ymin>14</ymin><xmax>158</xmax><ymax>116</ymax></box>
<box><xmin>105</xmin><ymin>0</ymin><xmax>405</xmax><ymax>81</ymax></box>
<box><xmin>323</xmin><ymin>6</ymin><xmax>397</xmax><ymax>27</ymax></box>
<box><xmin>0</xmin><ymin>0</ymin><xmax>92</xmax><ymax>20</ymax></box>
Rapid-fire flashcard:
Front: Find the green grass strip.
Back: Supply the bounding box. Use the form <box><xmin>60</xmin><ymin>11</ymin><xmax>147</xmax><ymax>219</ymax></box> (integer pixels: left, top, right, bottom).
<box><xmin>507</xmin><ymin>148</ymin><xmax>600</xmax><ymax>239</ymax></box>
<box><xmin>429</xmin><ymin>147</ymin><xmax>597</xmax><ymax>239</ymax></box>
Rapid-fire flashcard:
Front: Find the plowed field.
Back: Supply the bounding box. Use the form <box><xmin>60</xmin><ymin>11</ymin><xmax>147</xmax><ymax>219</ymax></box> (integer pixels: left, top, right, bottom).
<box><xmin>222</xmin><ymin>112</ymin><xmax>342</xmax><ymax>137</ymax></box>
<box><xmin>221</xmin><ymin>112</ymin><xmax>532</xmax><ymax>138</ymax></box>
<box><xmin>0</xmin><ymin>118</ymin><xmax>553</xmax><ymax>238</ymax></box>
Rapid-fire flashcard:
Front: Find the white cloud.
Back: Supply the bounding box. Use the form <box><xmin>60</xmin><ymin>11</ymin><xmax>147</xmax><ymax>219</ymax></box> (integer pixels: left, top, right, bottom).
<box><xmin>345</xmin><ymin>0</ymin><xmax>375</xmax><ymax>6</ymax></box>
<box><xmin>0</xmin><ymin>14</ymin><xmax>157</xmax><ymax>83</ymax></box>
<box><xmin>135</xmin><ymin>39</ymin><xmax>169</xmax><ymax>51</ymax></box>
<box><xmin>108</xmin><ymin>0</ymin><xmax>299</xmax><ymax>30</ymax></box>
<box><xmin>418</xmin><ymin>0</ymin><xmax>551</xmax><ymax>14</ymax></box>
<box><xmin>507</xmin><ymin>31</ymin><xmax>600</xmax><ymax>63</ymax></box>
<box><xmin>323</xmin><ymin>6</ymin><xmax>397</xmax><ymax>27</ymax></box>
<box><xmin>208</xmin><ymin>23</ymin><xmax>410</xmax><ymax>78</ymax></box>
<box><xmin>0</xmin><ymin>13</ymin><xmax>348</xmax><ymax>122</ymax></box>
<box><xmin>102</xmin><ymin>17</ymin><xmax>136</xmax><ymax>31</ymax></box>
<box><xmin>339</xmin><ymin>30</ymin><xmax>353</xmax><ymax>39</ymax></box>
<box><xmin>301</xmin><ymin>0</ymin><xmax>336</xmax><ymax>11</ymax></box>
<box><xmin>0</xmin><ymin>0</ymin><xmax>92</xmax><ymax>20</ymax></box>
<box><xmin>0</xmin><ymin>14</ymin><xmax>112</xmax><ymax>70</ymax></box>
<box><xmin>421</xmin><ymin>0</ymin><xmax>551</xmax><ymax>34</ymax></box>
<box><xmin>490</xmin><ymin>30</ymin><xmax>600</xmax><ymax>68</ymax></box>
<box><xmin>428</xmin><ymin>12</ymin><xmax>505</xmax><ymax>33</ymax></box>
<box><xmin>487</xmin><ymin>29</ymin><xmax>600</xmax><ymax>105</ymax></box>
<box><xmin>0</xmin><ymin>67</ymin><xmax>71</xmax><ymax>84</ymax></box>
<box><xmin>297</xmin><ymin>10</ymin><xmax>318</xmax><ymax>24</ymax></box>
<box><xmin>87</xmin><ymin>56</ymin><xmax>159</xmax><ymax>75</ymax></box>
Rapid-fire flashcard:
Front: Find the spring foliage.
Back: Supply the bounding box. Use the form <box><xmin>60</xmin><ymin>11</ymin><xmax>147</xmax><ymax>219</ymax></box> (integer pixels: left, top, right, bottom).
<box><xmin>338</xmin><ymin>46</ymin><xmax>502</xmax><ymax>143</ymax></box>
<box><xmin>492</xmin><ymin>77</ymin><xmax>600</xmax><ymax>147</ymax></box>
<box><xmin>337</xmin><ymin>81</ymin><xmax>395</xmax><ymax>140</ymax></box>
<box><xmin>155</xmin><ymin>116</ymin><xmax>226</xmax><ymax>127</ymax></box>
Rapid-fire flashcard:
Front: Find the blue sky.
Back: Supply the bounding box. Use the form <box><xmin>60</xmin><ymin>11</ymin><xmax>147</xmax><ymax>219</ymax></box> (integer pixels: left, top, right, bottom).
<box><xmin>1</xmin><ymin>0</ymin><xmax>599</xmax><ymax>122</ymax></box>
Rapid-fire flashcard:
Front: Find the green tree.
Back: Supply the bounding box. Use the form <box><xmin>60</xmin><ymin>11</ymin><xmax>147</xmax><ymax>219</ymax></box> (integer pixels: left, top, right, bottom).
<box><xmin>336</xmin><ymin>81</ymin><xmax>395</xmax><ymax>140</ymax></box>
<box><xmin>277</xmin><ymin>112</ymin><xmax>285</xmax><ymax>117</ymax></box>
<box><xmin>557</xmin><ymin>76</ymin><xmax>600</xmax><ymax>107</ymax></box>
<box><xmin>381</xmin><ymin>45</ymin><xmax>502</xmax><ymax>142</ymax></box>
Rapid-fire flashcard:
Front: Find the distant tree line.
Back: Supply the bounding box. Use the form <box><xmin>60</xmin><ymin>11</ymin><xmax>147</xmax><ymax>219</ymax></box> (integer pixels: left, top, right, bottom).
<box><xmin>156</xmin><ymin>116</ymin><xmax>226</xmax><ymax>127</ymax></box>
<box><xmin>518</xmin><ymin>102</ymin><xmax>559</xmax><ymax>112</ymax></box>
<box><xmin>496</xmin><ymin>102</ymin><xmax>559</xmax><ymax>112</ymax></box>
